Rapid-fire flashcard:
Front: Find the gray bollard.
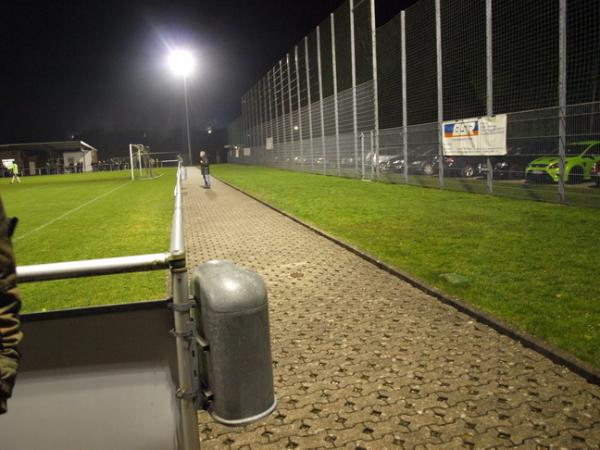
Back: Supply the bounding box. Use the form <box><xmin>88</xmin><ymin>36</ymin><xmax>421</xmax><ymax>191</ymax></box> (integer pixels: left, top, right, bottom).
<box><xmin>192</xmin><ymin>260</ymin><xmax>276</xmax><ymax>426</ymax></box>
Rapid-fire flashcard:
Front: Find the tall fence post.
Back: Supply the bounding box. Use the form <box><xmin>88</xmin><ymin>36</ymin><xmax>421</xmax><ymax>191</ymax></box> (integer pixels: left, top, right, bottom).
<box><xmin>486</xmin><ymin>0</ymin><xmax>494</xmax><ymax>194</ymax></box>
<box><xmin>279</xmin><ymin>60</ymin><xmax>287</xmax><ymax>163</ymax></box>
<box><xmin>268</xmin><ymin>69</ymin><xmax>275</xmax><ymax>160</ymax></box>
<box><xmin>241</xmin><ymin>94</ymin><xmax>246</xmax><ymax>148</ymax></box>
<box><xmin>294</xmin><ymin>46</ymin><xmax>304</xmax><ymax>170</ymax></box>
<box><xmin>286</xmin><ymin>53</ymin><xmax>295</xmax><ymax>164</ymax></box>
<box><xmin>558</xmin><ymin>0</ymin><xmax>567</xmax><ymax>203</ymax></box>
<box><xmin>261</xmin><ymin>77</ymin><xmax>267</xmax><ymax>151</ymax></box>
<box><xmin>361</xmin><ymin>132</ymin><xmax>365</xmax><ymax>179</ymax></box>
<box><xmin>254</xmin><ymin>83</ymin><xmax>259</xmax><ymax>148</ymax></box>
<box><xmin>331</xmin><ymin>13</ymin><xmax>341</xmax><ymax>176</ymax></box>
<box><xmin>304</xmin><ymin>37</ymin><xmax>315</xmax><ymax>172</ymax></box>
<box><xmin>264</xmin><ymin>77</ymin><xmax>269</xmax><ymax>164</ymax></box>
<box><xmin>271</xmin><ymin>69</ymin><xmax>279</xmax><ymax>154</ymax></box>
<box><xmin>250</xmin><ymin>85</ymin><xmax>255</xmax><ymax>148</ymax></box>
<box><xmin>370</xmin><ymin>130</ymin><xmax>375</xmax><ymax>179</ymax></box>
<box><xmin>350</xmin><ymin>0</ymin><xmax>359</xmax><ymax>177</ymax></box>
<box><xmin>401</xmin><ymin>11</ymin><xmax>409</xmax><ymax>185</ymax></box>
<box><xmin>317</xmin><ymin>26</ymin><xmax>327</xmax><ymax>175</ymax></box>
<box><xmin>370</xmin><ymin>0</ymin><xmax>379</xmax><ymax>180</ymax></box>
<box><xmin>435</xmin><ymin>0</ymin><xmax>445</xmax><ymax>189</ymax></box>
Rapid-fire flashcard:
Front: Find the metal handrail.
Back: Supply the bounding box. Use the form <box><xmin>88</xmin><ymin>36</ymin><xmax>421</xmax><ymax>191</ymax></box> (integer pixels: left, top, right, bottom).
<box><xmin>16</xmin><ymin>253</ymin><xmax>171</xmax><ymax>283</ymax></box>
<box><xmin>13</xmin><ymin>161</ymin><xmax>200</xmax><ymax>450</ymax></box>
<box><xmin>16</xmin><ymin>162</ymin><xmax>186</xmax><ymax>282</ymax></box>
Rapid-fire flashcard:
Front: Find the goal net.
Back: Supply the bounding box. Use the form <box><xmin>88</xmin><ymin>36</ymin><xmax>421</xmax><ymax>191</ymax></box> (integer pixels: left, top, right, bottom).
<box><xmin>129</xmin><ymin>144</ymin><xmax>155</xmax><ymax>180</ymax></box>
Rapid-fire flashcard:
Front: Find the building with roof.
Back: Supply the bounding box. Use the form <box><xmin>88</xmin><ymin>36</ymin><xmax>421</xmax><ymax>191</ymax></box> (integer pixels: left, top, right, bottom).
<box><xmin>0</xmin><ymin>141</ymin><xmax>98</xmax><ymax>176</ymax></box>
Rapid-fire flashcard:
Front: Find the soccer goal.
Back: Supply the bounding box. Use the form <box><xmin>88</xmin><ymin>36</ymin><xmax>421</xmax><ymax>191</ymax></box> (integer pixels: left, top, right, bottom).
<box><xmin>129</xmin><ymin>144</ymin><xmax>155</xmax><ymax>180</ymax></box>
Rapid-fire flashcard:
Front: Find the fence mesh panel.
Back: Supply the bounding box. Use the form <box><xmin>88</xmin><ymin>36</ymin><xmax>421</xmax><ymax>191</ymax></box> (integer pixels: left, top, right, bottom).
<box><xmin>493</xmin><ymin>0</ymin><xmax>559</xmax><ymax>113</ymax></box>
<box><xmin>334</xmin><ymin>1</ymin><xmax>352</xmax><ymax>92</ymax></box>
<box><xmin>320</xmin><ymin>18</ymin><xmax>334</xmax><ymax>99</ymax></box>
<box><xmin>354</xmin><ymin>0</ymin><xmax>373</xmax><ymax>85</ymax></box>
<box><xmin>567</xmin><ymin>0</ymin><xmax>600</xmax><ymax>104</ymax></box>
<box><xmin>376</xmin><ymin>15</ymin><xmax>403</xmax><ymax>130</ymax></box>
<box><xmin>405</xmin><ymin>0</ymin><xmax>437</xmax><ymax>125</ymax></box>
<box><xmin>229</xmin><ymin>0</ymin><xmax>600</xmax><ymax>208</ymax></box>
<box><xmin>441</xmin><ymin>0</ymin><xmax>486</xmax><ymax>120</ymax></box>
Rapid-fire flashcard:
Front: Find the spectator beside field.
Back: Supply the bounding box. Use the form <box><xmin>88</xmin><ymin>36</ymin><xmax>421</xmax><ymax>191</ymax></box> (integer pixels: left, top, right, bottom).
<box><xmin>10</xmin><ymin>163</ymin><xmax>20</xmax><ymax>184</ymax></box>
<box><xmin>0</xmin><ymin>196</ymin><xmax>22</xmax><ymax>414</ymax></box>
<box><xmin>199</xmin><ymin>150</ymin><xmax>211</xmax><ymax>189</ymax></box>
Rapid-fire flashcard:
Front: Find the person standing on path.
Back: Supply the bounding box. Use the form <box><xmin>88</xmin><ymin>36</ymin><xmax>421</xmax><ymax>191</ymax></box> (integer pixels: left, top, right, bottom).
<box><xmin>10</xmin><ymin>163</ymin><xmax>20</xmax><ymax>184</ymax></box>
<box><xmin>0</xmin><ymin>195</ymin><xmax>22</xmax><ymax>414</ymax></box>
<box><xmin>199</xmin><ymin>151</ymin><xmax>211</xmax><ymax>189</ymax></box>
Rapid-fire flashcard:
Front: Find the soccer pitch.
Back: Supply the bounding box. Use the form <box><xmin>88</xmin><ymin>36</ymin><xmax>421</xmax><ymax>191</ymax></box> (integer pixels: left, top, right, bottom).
<box><xmin>1</xmin><ymin>169</ymin><xmax>177</xmax><ymax>313</ymax></box>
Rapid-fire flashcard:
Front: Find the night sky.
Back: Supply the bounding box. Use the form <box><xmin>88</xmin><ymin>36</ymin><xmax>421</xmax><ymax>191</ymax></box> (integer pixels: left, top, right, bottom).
<box><xmin>1</xmin><ymin>0</ymin><xmax>413</xmax><ymax>156</ymax></box>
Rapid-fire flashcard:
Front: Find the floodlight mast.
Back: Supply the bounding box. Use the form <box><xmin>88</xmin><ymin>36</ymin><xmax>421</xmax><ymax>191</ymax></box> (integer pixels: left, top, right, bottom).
<box><xmin>168</xmin><ymin>49</ymin><xmax>196</xmax><ymax>165</ymax></box>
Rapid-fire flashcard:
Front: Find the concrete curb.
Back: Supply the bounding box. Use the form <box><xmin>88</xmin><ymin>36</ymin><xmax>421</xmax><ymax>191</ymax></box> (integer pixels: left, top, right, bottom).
<box><xmin>216</xmin><ymin>176</ymin><xmax>600</xmax><ymax>386</ymax></box>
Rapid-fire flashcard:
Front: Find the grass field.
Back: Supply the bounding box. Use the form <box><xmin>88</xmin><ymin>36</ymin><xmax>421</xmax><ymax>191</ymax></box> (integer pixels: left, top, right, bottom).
<box><xmin>380</xmin><ymin>172</ymin><xmax>600</xmax><ymax>208</ymax></box>
<box><xmin>212</xmin><ymin>164</ymin><xmax>600</xmax><ymax>368</ymax></box>
<box><xmin>1</xmin><ymin>170</ymin><xmax>176</xmax><ymax>312</ymax></box>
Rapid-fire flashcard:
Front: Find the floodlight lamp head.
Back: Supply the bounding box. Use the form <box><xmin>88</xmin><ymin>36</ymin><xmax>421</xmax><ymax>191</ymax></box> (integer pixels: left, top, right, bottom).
<box><xmin>168</xmin><ymin>49</ymin><xmax>196</xmax><ymax>77</ymax></box>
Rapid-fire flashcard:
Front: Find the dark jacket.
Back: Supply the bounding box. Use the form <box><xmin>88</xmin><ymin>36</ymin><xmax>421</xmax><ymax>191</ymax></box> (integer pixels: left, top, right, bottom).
<box><xmin>200</xmin><ymin>156</ymin><xmax>210</xmax><ymax>175</ymax></box>
<box><xmin>0</xmin><ymin>197</ymin><xmax>22</xmax><ymax>414</ymax></box>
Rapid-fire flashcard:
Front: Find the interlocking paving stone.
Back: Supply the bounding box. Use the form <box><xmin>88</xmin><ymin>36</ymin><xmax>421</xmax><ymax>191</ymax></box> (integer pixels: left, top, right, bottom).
<box><xmin>182</xmin><ymin>170</ymin><xmax>600</xmax><ymax>449</ymax></box>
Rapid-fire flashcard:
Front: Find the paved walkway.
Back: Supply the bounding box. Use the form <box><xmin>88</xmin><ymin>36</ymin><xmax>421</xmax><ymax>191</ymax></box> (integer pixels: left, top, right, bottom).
<box><xmin>182</xmin><ymin>168</ymin><xmax>600</xmax><ymax>449</ymax></box>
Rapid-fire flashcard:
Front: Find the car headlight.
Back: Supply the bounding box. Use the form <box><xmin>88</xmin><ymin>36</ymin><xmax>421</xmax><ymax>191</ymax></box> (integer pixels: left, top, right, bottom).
<box><xmin>548</xmin><ymin>162</ymin><xmax>560</xmax><ymax>169</ymax></box>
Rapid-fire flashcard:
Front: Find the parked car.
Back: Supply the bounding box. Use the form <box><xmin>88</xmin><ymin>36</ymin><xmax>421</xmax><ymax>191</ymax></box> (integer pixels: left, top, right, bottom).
<box><xmin>592</xmin><ymin>160</ymin><xmax>600</xmax><ymax>187</ymax></box>
<box><xmin>379</xmin><ymin>150</ymin><xmax>484</xmax><ymax>178</ymax></box>
<box><xmin>379</xmin><ymin>155</ymin><xmax>405</xmax><ymax>174</ymax></box>
<box><xmin>402</xmin><ymin>148</ymin><xmax>440</xmax><ymax>175</ymax></box>
<box><xmin>525</xmin><ymin>140</ymin><xmax>600</xmax><ymax>183</ymax></box>
<box><xmin>443</xmin><ymin>156</ymin><xmax>486</xmax><ymax>178</ymax></box>
<box><xmin>379</xmin><ymin>149</ymin><xmax>437</xmax><ymax>175</ymax></box>
<box><xmin>478</xmin><ymin>147</ymin><xmax>537</xmax><ymax>180</ymax></box>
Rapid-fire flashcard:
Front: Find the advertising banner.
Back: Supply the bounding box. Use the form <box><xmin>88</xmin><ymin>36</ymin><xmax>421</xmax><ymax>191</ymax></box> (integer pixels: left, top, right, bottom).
<box><xmin>442</xmin><ymin>114</ymin><xmax>507</xmax><ymax>156</ymax></box>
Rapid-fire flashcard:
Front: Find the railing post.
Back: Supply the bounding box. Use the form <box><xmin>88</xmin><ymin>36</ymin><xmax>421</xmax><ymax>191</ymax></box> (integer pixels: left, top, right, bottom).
<box><xmin>171</xmin><ymin>165</ymin><xmax>200</xmax><ymax>450</ymax></box>
<box><xmin>171</xmin><ymin>262</ymin><xmax>199</xmax><ymax>450</ymax></box>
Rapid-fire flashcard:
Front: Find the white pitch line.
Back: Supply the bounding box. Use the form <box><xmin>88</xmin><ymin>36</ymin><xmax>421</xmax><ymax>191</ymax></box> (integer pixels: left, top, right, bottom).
<box><xmin>13</xmin><ymin>181</ymin><xmax>132</xmax><ymax>242</ymax></box>
<box><xmin>138</xmin><ymin>172</ymin><xmax>166</xmax><ymax>181</ymax></box>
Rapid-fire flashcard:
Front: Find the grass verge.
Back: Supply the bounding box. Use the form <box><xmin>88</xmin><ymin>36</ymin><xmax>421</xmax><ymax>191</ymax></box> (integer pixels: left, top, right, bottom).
<box><xmin>1</xmin><ymin>170</ymin><xmax>175</xmax><ymax>312</ymax></box>
<box><xmin>212</xmin><ymin>164</ymin><xmax>600</xmax><ymax>368</ymax></box>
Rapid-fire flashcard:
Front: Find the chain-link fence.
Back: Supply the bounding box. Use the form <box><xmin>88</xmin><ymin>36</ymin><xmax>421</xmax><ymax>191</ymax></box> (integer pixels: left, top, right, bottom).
<box><xmin>228</xmin><ymin>0</ymin><xmax>600</xmax><ymax>208</ymax></box>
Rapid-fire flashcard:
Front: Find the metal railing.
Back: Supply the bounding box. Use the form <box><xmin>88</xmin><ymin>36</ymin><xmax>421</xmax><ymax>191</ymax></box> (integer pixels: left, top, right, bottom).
<box><xmin>15</xmin><ymin>162</ymin><xmax>200</xmax><ymax>450</ymax></box>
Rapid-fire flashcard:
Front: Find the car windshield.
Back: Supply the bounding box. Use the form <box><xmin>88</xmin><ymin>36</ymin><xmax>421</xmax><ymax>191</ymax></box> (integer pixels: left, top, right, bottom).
<box><xmin>565</xmin><ymin>144</ymin><xmax>587</xmax><ymax>156</ymax></box>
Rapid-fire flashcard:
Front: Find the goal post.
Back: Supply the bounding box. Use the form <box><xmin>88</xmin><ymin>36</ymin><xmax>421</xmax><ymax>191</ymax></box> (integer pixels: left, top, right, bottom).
<box><xmin>129</xmin><ymin>144</ymin><xmax>155</xmax><ymax>180</ymax></box>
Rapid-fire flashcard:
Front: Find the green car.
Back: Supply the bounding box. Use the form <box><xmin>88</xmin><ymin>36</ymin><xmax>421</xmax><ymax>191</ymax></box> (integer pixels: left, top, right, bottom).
<box><xmin>525</xmin><ymin>140</ymin><xmax>600</xmax><ymax>183</ymax></box>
